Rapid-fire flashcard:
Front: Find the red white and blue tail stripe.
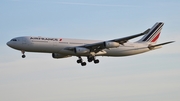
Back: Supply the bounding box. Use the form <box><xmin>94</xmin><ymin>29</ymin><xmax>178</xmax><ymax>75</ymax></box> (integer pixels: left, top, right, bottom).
<box><xmin>138</xmin><ymin>22</ymin><xmax>164</xmax><ymax>43</ymax></box>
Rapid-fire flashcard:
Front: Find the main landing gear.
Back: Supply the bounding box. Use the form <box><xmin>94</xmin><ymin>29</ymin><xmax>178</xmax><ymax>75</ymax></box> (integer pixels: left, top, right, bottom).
<box><xmin>77</xmin><ymin>57</ymin><xmax>87</xmax><ymax>66</ymax></box>
<box><xmin>77</xmin><ymin>56</ymin><xmax>99</xmax><ymax>66</ymax></box>
<box><xmin>21</xmin><ymin>50</ymin><xmax>26</xmax><ymax>58</ymax></box>
<box><xmin>87</xmin><ymin>56</ymin><xmax>99</xmax><ymax>64</ymax></box>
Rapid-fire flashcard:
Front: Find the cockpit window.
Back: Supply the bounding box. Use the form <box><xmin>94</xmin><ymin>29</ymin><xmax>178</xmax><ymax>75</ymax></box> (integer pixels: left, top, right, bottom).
<box><xmin>11</xmin><ymin>39</ymin><xmax>17</xmax><ymax>41</ymax></box>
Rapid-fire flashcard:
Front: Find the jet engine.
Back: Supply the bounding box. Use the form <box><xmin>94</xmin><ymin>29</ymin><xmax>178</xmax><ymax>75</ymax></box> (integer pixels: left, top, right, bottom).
<box><xmin>52</xmin><ymin>53</ymin><xmax>71</xmax><ymax>59</ymax></box>
<box><xmin>104</xmin><ymin>41</ymin><xmax>120</xmax><ymax>48</ymax></box>
<box><xmin>75</xmin><ymin>47</ymin><xmax>90</xmax><ymax>54</ymax></box>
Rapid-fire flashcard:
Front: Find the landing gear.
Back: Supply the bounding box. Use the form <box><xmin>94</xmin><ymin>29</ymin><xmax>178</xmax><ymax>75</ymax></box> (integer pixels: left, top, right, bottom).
<box><xmin>21</xmin><ymin>50</ymin><xmax>26</xmax><ymax>58</ymax></box>
<box><xmin>76</xmin><ymin>56</ymin><xmax>100</xmax><ymax>66</ymax></box>
<box><xmin>77</xmin><ymin>57</ymin><xmax>87</xmax><ymax>66</ymax></box>
<box><xmin>81</xmin><ymin>62</ymin><xmax>87</xmax><ymax>66</ymax></box>
<box><xmin>87</xmin><ymin>56</ymin><xmax>99</xmax><ymax>64</ymax></box>
<box><xmin>22</xmin><ymin>54</ymin><xmax>26</xmax><ymax>58</ymax></box>
<box><xmin>87</xmin><ymin>56</ymin><xmax>94</xmax><ymax>62</ymax></box>
<box><xmin>94</xmin><ymin>59</ymin><xmax>99</xmax><ymax>64</ymax></box>
<box><xmin>77</xmin><ymin>59</ymin><xmax>82</xmax><ymax>64</ymax></box>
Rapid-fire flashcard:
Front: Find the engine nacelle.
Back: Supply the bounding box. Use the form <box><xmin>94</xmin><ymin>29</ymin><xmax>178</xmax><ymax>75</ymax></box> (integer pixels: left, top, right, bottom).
<box><xmin>104</xmin><ymin>41</ymin><xmax>120</xmax><ymax>48</ymax></box>
<box><xmin>75</xmin><ymin>47</ymin><xmax>90</xmax><ymax>54</ymax></box>
<box><xmin>52</xmin><ymin>53</ymin><xmax>71</xmax><ymax>59</ymax></box>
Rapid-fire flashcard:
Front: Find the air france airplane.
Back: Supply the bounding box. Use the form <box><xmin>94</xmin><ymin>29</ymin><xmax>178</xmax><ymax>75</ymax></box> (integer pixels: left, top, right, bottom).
<box><xmin>7</xmin><ymin>22</ymin><xmax>174</xmax><ymax>66</ymax></box>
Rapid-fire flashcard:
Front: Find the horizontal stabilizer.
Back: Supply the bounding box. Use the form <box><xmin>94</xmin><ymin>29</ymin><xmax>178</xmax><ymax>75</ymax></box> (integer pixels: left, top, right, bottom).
<box><xmin>148</xmin><ymin>41</ymin><xmax>175</xmax><ymax>50</ymax></box>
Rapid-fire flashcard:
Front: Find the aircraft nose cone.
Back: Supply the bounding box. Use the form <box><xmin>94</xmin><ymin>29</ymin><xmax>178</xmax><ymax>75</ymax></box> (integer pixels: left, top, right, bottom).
<box><xmin>7</xmin><ymin>41</ymin><xmax>13</xmax><ymax>48</ymax></box>
<box><xmin>6</xmin><ymin>41</ymin><xmax>11</xmax><ymax>46</ymax></box>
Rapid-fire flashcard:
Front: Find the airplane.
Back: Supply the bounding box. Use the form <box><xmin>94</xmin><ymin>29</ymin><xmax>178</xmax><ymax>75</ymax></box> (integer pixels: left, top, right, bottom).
<box><xmin>7</xmin><ymin>22</ymin><xmax>174</xmax><ymax>66</ymax></box>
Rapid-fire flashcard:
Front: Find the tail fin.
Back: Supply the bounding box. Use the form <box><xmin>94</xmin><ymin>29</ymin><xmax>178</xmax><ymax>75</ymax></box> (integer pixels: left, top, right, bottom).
<box><xmin>138</xmin><ymin>22</ymin><xmax>164</xmax><ymax>44</ymax></box>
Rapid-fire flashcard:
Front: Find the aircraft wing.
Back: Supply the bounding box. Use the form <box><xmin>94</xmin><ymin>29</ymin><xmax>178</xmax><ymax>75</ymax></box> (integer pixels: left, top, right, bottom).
<box><xmin>65</xmin><ymin>28</ymin><xmax>150</xmax><ymax>53</ymax></box>
<box><xmin>108</xmin><ymin>28</ymin><xmax>151</xmax><ymax>44</ymax></box>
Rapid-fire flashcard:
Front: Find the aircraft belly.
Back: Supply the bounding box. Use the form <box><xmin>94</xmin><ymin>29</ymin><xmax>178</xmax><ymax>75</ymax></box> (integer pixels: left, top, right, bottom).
<box><xmin>59</xmin><ymin>49</ymin><xmax>91</xmax><ymax>56</ymax></box>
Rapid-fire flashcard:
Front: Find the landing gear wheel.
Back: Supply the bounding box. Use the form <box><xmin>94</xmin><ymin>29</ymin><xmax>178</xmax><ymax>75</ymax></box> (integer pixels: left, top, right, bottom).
<box><xmin>77</xmin><ymin>59</ymin><xmax>82</xmax><ymax>64</ymax></box>
<box><xmin>22</xmin><ymin>55</ymin><xmax>26</xmax><ymax>58</ymax></box>
<box><xmin>88</xmin><ymin>58</ymin><xmax>93</xmax><ymax>62</ymax></box>
<box><xmin>94</xmin><ymin>59</ymin><xmax>99</xmax><ymax>64</ymax></box>
<box><xmin>87</xmin><ymin>56</ymin><xmax>94</xmax><ymax>62</ymax></box>
<box><xmin>21</xmin><ymin>50</ymin><xmax>26</xmax><ymax>58</ymax></box>
<box><xmin>81</xmin><ymin>62</ymin><xmax>87</xmax><ymax>66</ymax></box>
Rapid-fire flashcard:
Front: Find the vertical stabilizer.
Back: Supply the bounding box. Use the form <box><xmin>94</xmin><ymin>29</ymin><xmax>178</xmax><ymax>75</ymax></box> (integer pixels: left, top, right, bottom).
<box><xmin>138</xmin><ymin>22</ymin><xmax>164</xmax><ymax>44</ymax></box>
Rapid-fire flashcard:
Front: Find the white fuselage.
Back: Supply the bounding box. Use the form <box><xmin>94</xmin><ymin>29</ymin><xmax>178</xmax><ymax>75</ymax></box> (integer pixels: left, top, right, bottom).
<box><xmin>6</xmin><ymin>22</ymin><xmax>173</xmax><ymax>66</ymax></box>
<box><xmin>7</xmin><ymin>36</ymin><xmax>152</xmax><ymax>57</ymax></box>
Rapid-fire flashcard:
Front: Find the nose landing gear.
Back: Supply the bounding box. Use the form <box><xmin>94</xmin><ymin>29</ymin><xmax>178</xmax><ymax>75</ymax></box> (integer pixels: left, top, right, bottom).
<box><xmin>21</xmin><ymin>50</ymin><xmax>26</xmax><ymax>58</ymax></box>
<box><xmin>22</xmin><ymin>54</ymin><xmax>26</xmax><ymax>58</ymax></box>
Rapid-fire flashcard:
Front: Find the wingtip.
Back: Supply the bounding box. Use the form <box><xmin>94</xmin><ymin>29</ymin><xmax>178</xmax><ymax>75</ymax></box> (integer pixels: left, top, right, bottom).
<box><xmin>169</xmin><ymin>41</ymin><xmax>175</xmax><ymax>43</ymax></box>
<box><xmin>163</xmin><ymin>41</ymin><xmax>175</xmax><ymax>45</ymax></box>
